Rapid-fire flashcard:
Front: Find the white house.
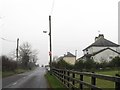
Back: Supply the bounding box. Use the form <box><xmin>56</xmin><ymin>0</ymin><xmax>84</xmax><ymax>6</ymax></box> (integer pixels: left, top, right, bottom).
<box><xmin>80</xmin><ymin>34</ymin><xmax>120</xmax><ymax>62</ymax></box>
<box><xmin>57</xmin><ymin>52</ymin><xmax>76</xmax><ymax>65</ymax></box>
<box><xmin>63</xmin><ymin>52</ymin><xmax>76</xmax><ymax>65</ymax></box>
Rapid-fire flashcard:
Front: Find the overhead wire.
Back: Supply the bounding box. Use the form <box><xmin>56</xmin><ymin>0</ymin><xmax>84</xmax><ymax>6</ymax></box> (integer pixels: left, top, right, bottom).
<box><xmin>50</xmin><ymin>0</ymin><xmax>55</xmax><ymax>15</ymax></box>
<box><xmin>0</xmin><ymin>16</ymin><xmax>16</xmax><ymax>42</ymax></box>
<box><xmin>0</xmin><ymin>37</ymin><xmax>16</xmax><ymax>42</ymax></box>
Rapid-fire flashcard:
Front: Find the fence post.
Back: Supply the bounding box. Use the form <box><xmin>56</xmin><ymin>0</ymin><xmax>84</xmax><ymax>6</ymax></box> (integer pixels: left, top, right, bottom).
<box><xmin>60</xmin><ymin>70</ymin><xmax>62</xmax><ymax>82</ymax></box>
<box><xmin>64</xmin><ymin>70</ymin><xmax>66</xmax><ymax>84</ymax></box>
<box><xmin>115</xmin><ymin>74</ymin><xmax>120</xmax><ymax>90</ymax></box>
<box><xmin>72</xmin><ymin>73</ymin><xmax>75</xmax><ymax>90</ymax></box>
<box><xmin>61</xmin><ymin>70</ymin><xmax>63</xmax><ymax>82</ymax></box>
<box><xmin>58</xmin><ymin>70</ymin><xmax>60</xmax><ymax>80</ymax></box>
<box><xmin>91</xmin><ymin>72</ymin><xmax>96</xmax><ymax>90</ymax></box>
<box><xmin>80</xmin><ymin>74</ymin><xmax>83</xmax><ymax>90</ymax></box>
<box><xmin>67</xmin><ymin>71</ymin><xmax>70</xmax><ymax>88</ymax></box>
<box><xmin>57</xmin><ymin>69</ymin><xmax>59</xmax><ymax>78</ymax></box>
<box><xmin>52</xmin><ymin>68</ymin><xmax>54</xmax><ymax>75</ymax></box>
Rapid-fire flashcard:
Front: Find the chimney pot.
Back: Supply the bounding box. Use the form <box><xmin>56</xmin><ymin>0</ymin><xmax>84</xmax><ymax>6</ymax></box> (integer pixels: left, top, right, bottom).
<box><xmin>95</xmin><ymin>34</ymin><xmax>104</xmax><ymax>41</ymax></box>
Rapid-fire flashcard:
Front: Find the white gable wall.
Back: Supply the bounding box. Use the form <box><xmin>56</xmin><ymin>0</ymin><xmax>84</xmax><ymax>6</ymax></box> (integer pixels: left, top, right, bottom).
<box><xmin>63</xmin><ymin>57</ymin><xmax>76</xmax><ymax>65</ymax></box>
<box><xmin>117</xmin><ymin>47</ymin><xmax>120</xmax><ymax>52</ymax></box>
<box><xmin>92</xmin><ymin>49</ymin><xmax>120</xmax><ymax>63</ymax></box>
<box><xmin>83</xmin><ymin>47</ymin><xmax>93</xmax><ymax>55</ymax></box>
<box><xmin>84</xmin><ymin>46</ymin><xmax>120</xmax><ymax>55</ymax></box>
<box><xmin>92</xmin><ymin>47</ymin><xmax>119</xmax><ymax>53</ymax></box>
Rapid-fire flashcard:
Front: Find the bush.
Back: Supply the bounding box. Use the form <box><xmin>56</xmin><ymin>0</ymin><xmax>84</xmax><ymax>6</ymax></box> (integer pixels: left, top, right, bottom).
<box><xmin>74</xmin><ymin>60</ymin><xmax>84</xmax><ymax>71</ymax></box>
<box><xmin>52</xmin><ymin>59</ymin><xmax>74</xmax><ymax>70</ymax></box>
<box><xmin>109</xmin><ymin>56</ymin><xmax>120</xmax><ymax>67</ymax></box>
<box><xmin>1</xmin><ymin>55</ymin><xmax>17</xmax><ymax>72</ymax></box>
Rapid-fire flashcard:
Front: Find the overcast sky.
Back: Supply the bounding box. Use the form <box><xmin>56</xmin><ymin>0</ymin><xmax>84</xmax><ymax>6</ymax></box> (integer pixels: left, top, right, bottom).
<box><xmin>0</xmin><ymin>0</ymin><xmax>120</xmax><ymax>65</ymax></box>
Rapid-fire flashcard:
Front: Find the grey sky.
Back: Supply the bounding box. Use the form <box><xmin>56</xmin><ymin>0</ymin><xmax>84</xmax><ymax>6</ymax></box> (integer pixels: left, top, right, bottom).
<box><xmin>0</xmin><ymin>0</ymin><xmax>119</xmax><ymax>65</ymax></box>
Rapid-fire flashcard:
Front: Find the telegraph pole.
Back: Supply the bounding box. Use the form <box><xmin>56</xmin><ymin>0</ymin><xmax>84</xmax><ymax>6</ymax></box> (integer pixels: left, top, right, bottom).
<box><xmin>16</xmin><ymin>38</ymin><xmax>19</xmax><ymax>62</ymax></box>
<box><xmin>118</xmin><ymin>1</ymin><xmax>120</xmax><ymax>76</ymax></box>
<box><xmin>49</xmin><ymin>15</ymin><xmax>52</xmax><ymax>73</ymax></box>
<box><xmin>75</xmin><ymin>50</ymin><xmax>77</xmax><ymax>58</ymax></box>
<box><xmin>75</xmin><ymin>50</ymin><xmax>77</xmax><ymax>61</ymax></box>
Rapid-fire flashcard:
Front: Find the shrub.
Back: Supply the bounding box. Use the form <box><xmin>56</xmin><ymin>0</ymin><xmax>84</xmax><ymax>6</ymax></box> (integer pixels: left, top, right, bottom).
<box><xmin>1</xmin><ymin>55</ymin><xmax>17</xmax><ymax>72</ymax></box>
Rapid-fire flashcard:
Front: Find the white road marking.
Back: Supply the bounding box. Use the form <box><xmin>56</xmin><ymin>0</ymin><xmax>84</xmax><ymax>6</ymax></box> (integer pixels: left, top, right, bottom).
<box><xmin>29</xmin><ymin>74</ymin><xmax>33</xmax><ymax>76</ymax></box>
<box><xmin>12</xmin><ymin>82</ymin><xmax>17</xmax><ymax>85</ymax></box>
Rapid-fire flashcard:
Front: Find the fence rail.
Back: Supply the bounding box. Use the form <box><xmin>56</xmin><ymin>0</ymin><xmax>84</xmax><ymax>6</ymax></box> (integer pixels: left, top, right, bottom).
<box><xmin>52</xmin><ymin>68</ymin><xmax>120</xmax><ymax>90</ymax></box>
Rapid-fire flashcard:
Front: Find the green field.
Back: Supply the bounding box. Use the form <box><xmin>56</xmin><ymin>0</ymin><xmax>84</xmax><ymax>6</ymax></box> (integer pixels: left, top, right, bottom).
<box><xmin>96</xmin><ymin>70</ymin><xmax>119</xmax><ymax>76</ymax></box>
<box><xmin>76</xmin><ymin>70</ymin><xmax>119</xmax><ymax>89</ymax></box>
<box><xmin>96</xmin><ymin>70</ymin><xmax>119</xmax><ymax>88</ymax></box>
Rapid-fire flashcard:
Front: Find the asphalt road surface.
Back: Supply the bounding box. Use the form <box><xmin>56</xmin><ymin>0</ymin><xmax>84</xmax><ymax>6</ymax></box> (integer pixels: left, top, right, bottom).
<box><xmin>2</xmin><ymin>67</ymin><xmax>49</xmax><ymax>89</ymax></box>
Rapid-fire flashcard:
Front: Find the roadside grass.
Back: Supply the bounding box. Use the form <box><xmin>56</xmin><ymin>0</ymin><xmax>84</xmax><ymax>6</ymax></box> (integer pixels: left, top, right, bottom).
<box><xmin>2</xmin><ymin>71</ymin><xmax>15</xmax><ymax>78</ymax></box>
<box><xmin>0</xmin><ymin>71</ymin><xmax>2</xmax><ymax>75</ymax></box>
<box><xmin>0</xmin><ymin>71</ymin><xmax>2</xmax><ymax>78</ymax></box>
<box><xmin>45</xmin><ymin>72</ymin><xmax>66</xmax><ymax>90</ymax></box>
<box><xmin>2</xmin><ymin>68</ymin><xmax>36</xmax><ymax>78</ymax></box>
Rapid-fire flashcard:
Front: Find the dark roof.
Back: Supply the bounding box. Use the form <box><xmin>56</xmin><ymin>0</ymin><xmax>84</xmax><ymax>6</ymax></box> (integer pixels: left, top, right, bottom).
<box><xmin>83</xmin><ymin>37</ymin><xmax>120</xmax><ymax>51</ymax></box>
<box><xmin>78</xmin><ymin>54</ymin><xmax>91</xmax><ymax>60</ymax></box>
<box><xmin>64</xmin><ymin>52</ymin><xmax>76</xmax><ymax>57</ymax></box>
<box><xmin>57</xmin><ymin>56</ymin><xmax>64</xmax><ymax>61</ymax></box>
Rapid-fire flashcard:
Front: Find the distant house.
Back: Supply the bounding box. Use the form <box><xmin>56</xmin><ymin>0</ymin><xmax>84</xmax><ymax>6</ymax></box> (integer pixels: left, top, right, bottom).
<box><xmin>80</xmin><ymin>34</ymin><xmax>120</xmax><ymax>62</ymax></box>
<box><xmin>57</xmin><ymin>52</ymin><xmax>76</xmax><ymax>65</ymax></box>
<box><xmin>63</xmin><ymin>52</ymin><xmax>76</xmax><ymax>65</ymax></box>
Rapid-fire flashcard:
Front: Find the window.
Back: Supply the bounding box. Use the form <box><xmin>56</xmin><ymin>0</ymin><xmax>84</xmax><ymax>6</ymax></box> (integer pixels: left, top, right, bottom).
<box><xmin>109</xmin><ymin>56</ymin><xmax>113</xmax><ymax>59</ymax></box>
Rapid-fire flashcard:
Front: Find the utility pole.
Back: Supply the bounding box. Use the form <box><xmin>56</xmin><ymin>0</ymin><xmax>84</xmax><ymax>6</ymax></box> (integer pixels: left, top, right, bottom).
<box><xmin>49</xmin><ymin>15</ymin><xmax>52</xmax><ymax>73</ymax></box>
<box><xmin>118</xmin><ymin>2</ymin><xmax>120</xmax><ymax>45</ymax></box>
<box><xmin>75</xmin><ymin>50</ymin><xmax>77</xmax><ymax>60</ymax></box>
<box><xmin>16</xmin><ymin>38</ymin><xmax>19</xmax><ymax>62</ymax></box>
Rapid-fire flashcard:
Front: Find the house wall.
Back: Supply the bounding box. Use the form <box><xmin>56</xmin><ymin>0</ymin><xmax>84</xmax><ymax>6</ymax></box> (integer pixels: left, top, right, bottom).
<box><xmin>117</xmin><ymin>47</ymin><xmax>120</xmax><ymax>52</ymax></box>
<box><xmin>83</xmin><ymin>47</ymin><xmax>93</xmax><ymax>54</ymax></box>
<box><xmin>63</xmin><ymin>57</ymin><xmax>76</xmax><ymax>65</ymax></box>
<box><xmin>83</xmin><ymin>46</ymin><xmax>120</xmax><ymax>55</ymax></box>
<box><xmin>92</xmin><ymin>49</ymin><xmax>120</xmax><ymax>63</ymax></box>
<box><xmin>92</xmin><ymin>47</ymin><xmax>119</xmax><ymax>53</ymax></box>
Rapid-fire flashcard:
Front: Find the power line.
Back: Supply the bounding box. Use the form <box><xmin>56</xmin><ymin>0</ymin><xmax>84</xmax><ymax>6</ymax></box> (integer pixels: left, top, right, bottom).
<box><xmin>0</xmin><ymin>16</ymin><xmax>5</xmax><ymax>19</ymax></box>
<box><xmin>0</xmin><ymin>37</ymin><xmax>16</xmax><ymax>42</ymax></box>
<box><xmin>50</xmin><ymin>0</ymin><xmax>55</xmax><ymax>15</ymax></box>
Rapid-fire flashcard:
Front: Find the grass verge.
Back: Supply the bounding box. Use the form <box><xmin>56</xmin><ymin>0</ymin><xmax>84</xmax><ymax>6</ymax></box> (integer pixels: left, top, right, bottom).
<box><xmin>2</xmin><ymin>68</ymin><xmax>36</xmax><ymax>78</ymax></box>
<box><xmin>45</xmin><ymin>72</ymin><xmax>66</xmax><ymax>90</ymax></box>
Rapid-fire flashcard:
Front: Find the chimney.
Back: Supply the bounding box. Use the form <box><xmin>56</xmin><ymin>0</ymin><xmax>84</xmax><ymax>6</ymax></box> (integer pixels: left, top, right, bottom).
<box><xmin>98</xmin><ymin>34</ymin><xmax>104</xmax><ymax>38</ymax></box>
<box><xmin>95</xmin><ymin>34</ymin><xmax>104</xmax><ymax>41</ymax></box>
<box><xmin>67</xmin><ymin>52</ymin><xmax>69</xmax><ymax>55</ymax></box>
<box><xmin>95</xmin><ymin>37</ymin><xmax>98</xmax><ymax>41</ymax></box>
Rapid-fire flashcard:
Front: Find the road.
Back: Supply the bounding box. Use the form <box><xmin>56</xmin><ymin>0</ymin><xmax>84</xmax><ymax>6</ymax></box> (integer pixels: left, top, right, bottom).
<box><xmin>2</xmin><ymin>67</ymin><xmax>49</xmax><ymax>89</ymax></box>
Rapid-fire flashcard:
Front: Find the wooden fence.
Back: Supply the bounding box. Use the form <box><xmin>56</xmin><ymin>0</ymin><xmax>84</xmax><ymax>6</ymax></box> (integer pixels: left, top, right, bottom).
<box><xmin>52</xmin><ymin>68</ymin><xmax>120</xmax><ymax>90</ymax></box>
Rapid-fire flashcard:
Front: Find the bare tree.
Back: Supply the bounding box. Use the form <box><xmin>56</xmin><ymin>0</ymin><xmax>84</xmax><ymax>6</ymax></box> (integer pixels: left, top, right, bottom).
<box><xmin>19</xmin><ymin>42</ymin><xmax>38</xmax><ymax>69</ymax></box>
<box><xmin>30</xmin><ymin>49</ymin><xmax>39</xmax><ymax>64</ymax></box>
